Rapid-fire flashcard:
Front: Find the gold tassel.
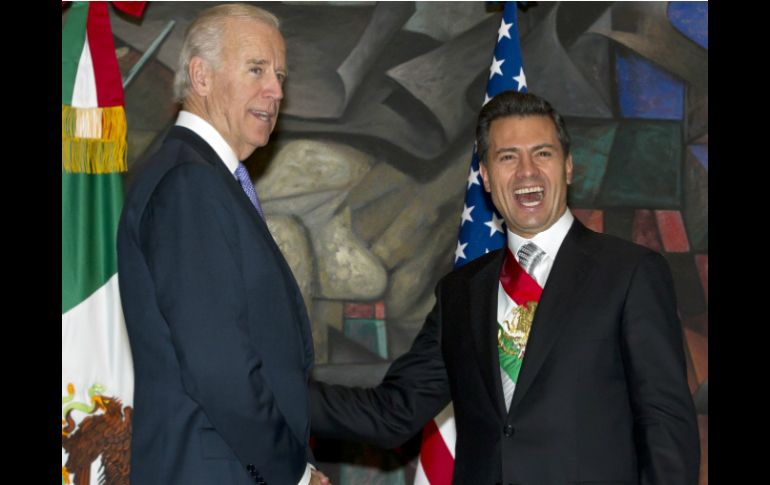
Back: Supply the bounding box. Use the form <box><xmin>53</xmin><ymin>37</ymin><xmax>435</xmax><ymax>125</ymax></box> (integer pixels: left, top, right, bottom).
<box><xmin>62</xmin><ymin>105</ymin><xmax>128</xmax><ymax>174</ymax></box>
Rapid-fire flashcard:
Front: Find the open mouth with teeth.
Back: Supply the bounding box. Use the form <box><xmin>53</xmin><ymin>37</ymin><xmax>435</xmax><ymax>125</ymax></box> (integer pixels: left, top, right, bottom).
<box><xmin>514</xmin><ymin>186</ymin><xmax>544</xmax><ymax>207</ymax></box>
<box><xmin>250</xmin><ymin>109</ymin><xmax>273</xmax><ymax>123</ymax></box>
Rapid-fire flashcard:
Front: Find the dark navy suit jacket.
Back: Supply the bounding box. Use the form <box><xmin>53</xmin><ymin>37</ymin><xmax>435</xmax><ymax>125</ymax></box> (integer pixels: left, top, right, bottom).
<box><xmin>118</xmin><ymin>126</ymin><xmax>314</xmax><ymax>485</ymax></box>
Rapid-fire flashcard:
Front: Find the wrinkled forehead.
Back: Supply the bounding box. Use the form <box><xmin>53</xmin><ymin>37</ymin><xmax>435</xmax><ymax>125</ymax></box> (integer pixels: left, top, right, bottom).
<box><xmin>219</xmin><ymin>18</ymin><xmax>286</xmax><ymax>63</ymax></box>
<box><xmin>222</xmin><ymin>17</ymin><xmax>284</xmax><ymax>47</ymax></box>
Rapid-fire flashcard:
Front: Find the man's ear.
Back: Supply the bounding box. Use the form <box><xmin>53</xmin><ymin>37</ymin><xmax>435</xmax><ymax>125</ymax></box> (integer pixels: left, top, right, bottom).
<box><xmin>189</xmin><ymin>56</ymin><xmax>213</xmax><ymax>97</ymax></box>
<box><xmin>479</xmin><ymin>160</ymin><xmax>491</xmax><ymax>193</ymax></box>
<box><xmin>565</xmin><ymin>154</ymin><xmax>573</xmax><ymax>185</ymax></box>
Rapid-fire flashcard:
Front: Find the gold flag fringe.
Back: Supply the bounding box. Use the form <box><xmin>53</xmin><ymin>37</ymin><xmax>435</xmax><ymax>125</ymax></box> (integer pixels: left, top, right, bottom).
<box><xmin>62</xmin><ymin>105</ymin><xmax>128</xmax><ymax>174</ymax></box>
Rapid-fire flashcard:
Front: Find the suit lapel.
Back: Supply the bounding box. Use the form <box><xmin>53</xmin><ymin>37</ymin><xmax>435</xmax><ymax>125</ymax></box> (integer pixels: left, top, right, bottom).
<box><xmin>168</xmin><ymin>126</ymin><xmax>314</xmax><ymax>369</ymax></box>
<box><xmin>469</xmin><ymin>250</ymin><xmax>508</xmax><ymax>419</ymax></box>
<box><xmin>169</xmin><ymin>126</ymin><xmax>270</xmax><ymax>233</ymax></box>
<box><xmin>508</xmin><ymin>220</ymin><xmax>595</xmax><ymax>414</ymax></box>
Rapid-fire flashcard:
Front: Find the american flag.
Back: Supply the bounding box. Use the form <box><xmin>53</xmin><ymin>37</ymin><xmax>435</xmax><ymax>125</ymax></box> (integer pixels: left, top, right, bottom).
<box><xmin>414</xmin><ymin>2</ymin><xmax>527</xmax><ymax>483</ymax></box>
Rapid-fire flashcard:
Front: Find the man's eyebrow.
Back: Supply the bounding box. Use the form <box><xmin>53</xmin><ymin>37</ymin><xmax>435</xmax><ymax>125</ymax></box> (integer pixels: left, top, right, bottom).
<box><xmin>246</xmin><ymin>58</ymin><xmax>288</xmax><ymax>77</ymax></box>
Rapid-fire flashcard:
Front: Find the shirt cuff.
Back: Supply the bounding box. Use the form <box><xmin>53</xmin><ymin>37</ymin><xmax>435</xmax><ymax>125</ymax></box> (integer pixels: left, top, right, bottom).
<box><xmin>297</xmin><ymin>462</ymin><xmax>313</xmax><ymax>485</ymax></box>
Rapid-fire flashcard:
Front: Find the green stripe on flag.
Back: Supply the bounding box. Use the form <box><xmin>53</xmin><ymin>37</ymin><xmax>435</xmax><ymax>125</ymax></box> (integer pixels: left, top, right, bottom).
<box><xmin>62</xmin><ymin>172</ymin><xmax>123</xmax><ymax>314</ymax></box>
<box><xmin>62</xmin><ymin>1</ymin><xmax>90</xmax><ymax>105</ymax></box>
<box><xmin>499</xmin><ymin>350</ymin><xmax>523</xmax><ymax>384</ymax></box>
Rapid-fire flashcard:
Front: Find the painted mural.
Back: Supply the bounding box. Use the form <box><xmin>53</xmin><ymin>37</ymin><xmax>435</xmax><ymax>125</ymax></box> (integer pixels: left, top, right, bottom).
<box><xmin>66</xmin><ymin>2</ymin><xmax>707</xmax><ymax>483</ymax></box>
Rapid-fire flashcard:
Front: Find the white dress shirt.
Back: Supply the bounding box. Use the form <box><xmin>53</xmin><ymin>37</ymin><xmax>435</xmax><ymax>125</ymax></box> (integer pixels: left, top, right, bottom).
<box><xmin>176</xmin><ymin>110</ymin><xmax>240</xmax><ymax>175</ymax></box>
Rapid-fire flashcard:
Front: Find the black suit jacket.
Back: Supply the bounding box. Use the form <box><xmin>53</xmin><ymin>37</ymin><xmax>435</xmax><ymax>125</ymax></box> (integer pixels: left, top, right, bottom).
<box><xmin>310</xmin><ymin>219</ymin><xmax>699</xmax><ymax>484</ymax></box>
<box><xmin>118</xmin><ymin>127</ymin><xmax>314</xmax><ymax>485</ymax></box>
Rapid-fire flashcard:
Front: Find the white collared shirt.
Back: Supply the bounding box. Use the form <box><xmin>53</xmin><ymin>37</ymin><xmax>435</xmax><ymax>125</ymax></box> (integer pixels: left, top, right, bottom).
<box><xmin>506</xmin><ymin>209</ymin><xmax>574</xmax><ymax>288</ymax></box>
<box><xmin>175</xmin><ymin>110</ymin><xmax>240</xmax><ymax>177</ymax></box>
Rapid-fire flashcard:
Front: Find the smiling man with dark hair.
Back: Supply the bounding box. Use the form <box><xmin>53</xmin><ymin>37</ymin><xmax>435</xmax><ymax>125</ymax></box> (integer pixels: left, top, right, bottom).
<box><xmin>309</xmin><ymin>90</ymin><xmax>699</xmax><ymax>485</ymax></box>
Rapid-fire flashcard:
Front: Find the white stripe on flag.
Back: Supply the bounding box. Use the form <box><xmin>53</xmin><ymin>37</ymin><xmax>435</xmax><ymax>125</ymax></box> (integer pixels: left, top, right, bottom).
<box><xmin>414</xmin><ymin>402</ymin><xmax>456</xmax><ymax>485</ymax></box>
<box><xmin>414</xmin><ymin>461</ymin><xmax>430</xmax><ymax>485</ymax></box>
<box><xmin>61</xmin><ymin>273</ymin><xmax>134</xmax><ymax>406</ymax></box>
<box><xmin>72</xmin><ymin>32</ymin><xmax>98</xmax><ymax>109</ymax></box>
<box><xmin>434</xmin><ymin>402</ymin><xmax>457</xmax><ymax>457</ymax></box>
<box><xmin>62</xmin><ymin>274</ymin><xmax>134</xmax><ymax>485</ymax></box>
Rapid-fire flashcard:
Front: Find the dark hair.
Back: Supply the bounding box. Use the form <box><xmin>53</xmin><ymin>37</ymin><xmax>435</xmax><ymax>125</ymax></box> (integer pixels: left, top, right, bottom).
<box><xmin>476</xmin><ymin>90</ymin><xmax>570</xmax><ymax>163</ymax></box>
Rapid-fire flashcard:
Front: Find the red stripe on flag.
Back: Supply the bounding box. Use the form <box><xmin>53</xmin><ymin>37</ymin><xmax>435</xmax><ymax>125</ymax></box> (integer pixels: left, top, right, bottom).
<box><xmin>419</xmin><ymin>419</ymin><xmax>454</xmax><ymax>485</ymax></box>
<box><xmin>86</xmin><ymin>1</ymin><xmax>125</xmax><ymax>107</ymax></box>
<box><xmin>499</xmin><ymin>248</ymin><xmax>542</xmax><ymax>304</ymax></box>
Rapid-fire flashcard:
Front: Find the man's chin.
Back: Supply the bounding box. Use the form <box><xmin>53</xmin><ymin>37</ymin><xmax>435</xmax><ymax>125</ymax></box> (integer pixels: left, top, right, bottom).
<box><xmin>247</xmin><ymin>135</ymin><xmax>271</xmax><ymax>151</ymax></box>
<box><xmin>252</xmin><ymin>130</ymin><xmax>273</xmax><ymax>147</ymax></box>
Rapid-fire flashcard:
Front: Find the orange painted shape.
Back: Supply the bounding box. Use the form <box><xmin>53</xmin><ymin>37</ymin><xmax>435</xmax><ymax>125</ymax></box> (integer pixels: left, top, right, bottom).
<box><xmin>655</xmin><ymin>210</ymin><xmax>690</xmax><ymax>252</ymax></box>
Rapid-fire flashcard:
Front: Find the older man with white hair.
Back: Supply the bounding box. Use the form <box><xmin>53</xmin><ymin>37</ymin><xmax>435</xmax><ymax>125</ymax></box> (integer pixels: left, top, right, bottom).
<box><xmin>118</xmin><ymin>4</ymin><xmax>328</xmax><ymax>484</ymax></box>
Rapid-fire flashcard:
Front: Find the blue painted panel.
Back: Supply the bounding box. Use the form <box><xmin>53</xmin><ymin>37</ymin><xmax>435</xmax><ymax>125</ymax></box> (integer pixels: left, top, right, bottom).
<box><xmin>617</xmin><ymin>50</ymin><xmax>685</xmax><ymax>120</ymax></box>
<box><xmin>668</xmin><ymin>1</ymin><xmax>708</xmax><ymax>49</ymax></box>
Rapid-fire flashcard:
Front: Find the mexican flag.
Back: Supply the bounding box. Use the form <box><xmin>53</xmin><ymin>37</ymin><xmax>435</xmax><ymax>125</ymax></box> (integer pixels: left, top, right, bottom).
<box><xmin>61</xmin><ymin>2</ymin><xmax>145</xmax><ymax>484</ymax></box>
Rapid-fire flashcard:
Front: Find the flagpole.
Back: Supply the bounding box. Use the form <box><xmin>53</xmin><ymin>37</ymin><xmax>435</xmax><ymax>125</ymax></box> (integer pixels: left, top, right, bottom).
<box><xmin>122</xmin><ymin>20</ymin><xmax>176</xmax><ymax>90</ymax></box>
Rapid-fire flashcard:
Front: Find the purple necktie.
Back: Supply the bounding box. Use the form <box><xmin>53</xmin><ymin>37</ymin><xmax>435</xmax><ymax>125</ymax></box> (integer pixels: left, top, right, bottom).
<box><xmin>234</xmin><ymin>163</ymin><xmax>265</xmax><ymax>219</ymax></box>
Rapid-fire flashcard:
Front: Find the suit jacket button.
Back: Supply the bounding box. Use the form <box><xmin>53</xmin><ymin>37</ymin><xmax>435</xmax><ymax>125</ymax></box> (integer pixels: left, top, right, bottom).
<box><xmin>246</xmin><ymin>464</ymin><xmax>256</xmax><ymax>473</ymax></box>
<box><xmin>503</xmin><ymin>424</ymin><xmax>514</xmax><ymax>437</ymax></box>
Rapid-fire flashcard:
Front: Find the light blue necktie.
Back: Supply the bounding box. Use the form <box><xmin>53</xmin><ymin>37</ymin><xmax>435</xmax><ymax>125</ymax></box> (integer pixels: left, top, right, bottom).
<box><xmin>234</xmin><ymin>162</ymin><xmax>265</xmax><ymax>219</ymax></box>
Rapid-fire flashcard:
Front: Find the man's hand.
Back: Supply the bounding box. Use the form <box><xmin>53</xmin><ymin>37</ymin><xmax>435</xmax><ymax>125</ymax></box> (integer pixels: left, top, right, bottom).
<box><xmin>310</xmin><ymin>468</ymin><xmax>331</xmax><ymax>485</ymax></box>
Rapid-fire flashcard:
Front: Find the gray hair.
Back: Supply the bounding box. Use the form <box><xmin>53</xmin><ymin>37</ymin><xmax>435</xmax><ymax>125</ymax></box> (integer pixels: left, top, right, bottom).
<box><xmin>173</xmin><ymin>3</ymin><xmax>280</xmax><ymax>102</ymax></box>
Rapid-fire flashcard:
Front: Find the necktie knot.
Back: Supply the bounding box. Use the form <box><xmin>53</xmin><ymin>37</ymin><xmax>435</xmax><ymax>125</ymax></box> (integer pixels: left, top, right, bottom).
<box><xmin>517</xmin><ymin>242</ymin><xmax>545</xmax><ymax>276</ymax></box>
<box><xmin>235</xmin><ymin>163</ymin><xmax>265</xmax><ymax>219</ymax></box>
